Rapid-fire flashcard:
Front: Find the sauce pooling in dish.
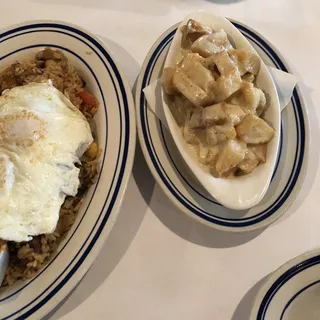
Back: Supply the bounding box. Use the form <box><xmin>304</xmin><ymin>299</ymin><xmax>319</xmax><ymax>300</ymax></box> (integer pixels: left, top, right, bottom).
<box><xmin>162</xmin><ymin>19</ymin><xmax>275</xmax><ymax>179</ymax></box>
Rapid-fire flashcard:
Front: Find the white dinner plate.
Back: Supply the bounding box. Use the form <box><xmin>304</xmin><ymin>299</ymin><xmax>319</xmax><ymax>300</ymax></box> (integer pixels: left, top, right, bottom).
<box><xmin>250</xmin><ymin>249</ymin><xmax>320</xmax><ymax>320</ymax></box>
<box><xmin>135</xmin><ymin>20</ymin><xmax>309</xmax><ymax>232</ymax></box>
<box><xmin>0</xmin><ymin>20</ymin><xmax>136</xmax><ymax>319</ymax></box>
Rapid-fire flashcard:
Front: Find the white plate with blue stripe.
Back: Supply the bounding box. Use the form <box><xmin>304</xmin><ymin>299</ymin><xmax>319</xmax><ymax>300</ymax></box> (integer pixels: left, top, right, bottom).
<box><xmin>135</xmin><ymin>20</ymin><xmax>309</xmax><ymax>232</ymax></box>
<box><xmin>0</xmin><ymin>20</ymin><xmax>136</xmax><ymax>319</ymax></box>
<box><xmin>250</xmin><ymin>249</ymin><xmax>320</xmax><ymax>320</ymax></box>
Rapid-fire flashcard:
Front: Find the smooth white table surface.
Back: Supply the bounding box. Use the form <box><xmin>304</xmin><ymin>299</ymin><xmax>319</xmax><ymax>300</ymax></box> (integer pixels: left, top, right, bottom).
<box><xmin>1</xmin><ymin>0</ymin><xmax>319</xmax><ymax>319</ymax></box>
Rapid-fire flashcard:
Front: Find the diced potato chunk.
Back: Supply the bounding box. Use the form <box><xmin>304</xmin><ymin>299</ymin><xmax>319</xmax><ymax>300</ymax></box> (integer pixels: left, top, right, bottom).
<box><xmin>206</xmin><ymin>127</ymin><xmax>218</xmax><ymax>146</ymax></box>
<box><xmin>241</xmin><ymin>73</ymin><xmax>255</xmax><ymax>83</ymax></box>
<box><xmin>229</xmin><ymin>49</ymin><xmax>261</xmax><ymax>75</ymax></box>
<box><xmin>202</xmin><ymin>103</ymin><xmax>245</xmax><ymax>126</ymax></box>
<box><xmin>256</xmin><ymin>89</ymin><xmax>267</xmax><ymax>116</ymax></box>
<box><xmin>215</xmin><ymin>70</ymin><xmax>242</xmax><ymax>102</ymax></box>
<box><xmin>181</xmin><ymin>19</ymin><xmax>212</xmax><ymax>48</ymax></box>
<box><xmin>227</xmin><ymin>82</ymin><xmax>267</xmax><ymax>114</ymax></box>
<box><xmin>237</xmin><ymin>149</ymin><xmax>259</xmax><ymax>174</ymax></box>
<box><xmin>189</xmin><ymin>108</ymin><xmax>204</xmax><ymax>129</ymax></box>
<box><xmin>236</xmin><ymin>114</ymin><xmax>275</xmax><ymax>144</ymax></box>
<box><xmin>214</xmin><ymin>125</ymin><xmax>237</xmax><ymax>142</ymax></box>
<box><xmin>202</xmin><ymin>103</ymin><xmax>226</xmax><ymax>125</ymax></box>
<box><xmin>199</xmin><ymin>145</ymin><xmax>220</xmax><ymax>165</ymax></box>
<box><xmin>182</xmin><ymin>125</ymin><xmax>199</xmax><ymax>145</ymax></box>
<box><xmin>248</xmin><ymin>144</ymin><xmax>267</xmax><ymax>162</ymax></box>
<box><xmin>185</xmin><ymin>19</ymin><xmax>212</xmax><ymax>35</ymax></box>
<box><xmin>215</xmin><ymin>139</ymin><xmax>247</xmax><ymax>175</ymax></box>
<box><xmin>198</xmin><ymin>146</ymin><xmax>210</xmax><ymax>164</ymax></box>
<box><xmin>213</xmin><ymin>52</ymin><xmax>238</xmax><ymax>76</ymax></box>
<box><xmin>171</xmin><ymin>95</ymin><xmax>194</xmax><ymax>127</ymax></box>
<box><xmin>241</xmin><ymin>82</ymin><xmax>266</xmax><ymax>113</ymax></box>
<box><xmin>181</xmin><ymin>54</ymin><xmax>216</xmax><ymax>94</ymax></box>
<box><xmin>224</xmin><ymin>104</ymin><xmax>246</xmax><ymax>125</ymax></box>
<box><xmin>180</xmin><ymin>53</ymin><xmax>206</xmax><ymax>67</ymax></box>
<box><xmin>202</xmin><ymin>55</ymin><xmax>216</xmax><ymax>71</ymax></box>
<box><xmin>173</xmin><ymin>68</ymin><xmax>214</xmax><ymax>107</ymax></box>
<box><xmin>191</xmin><ymin>30</ymin><xmax>233</xmax><ymax>57</ymax></box>
<box><xmin>162</xmin><ymin>67</ymin><xmax>176</xmax><ymax>95</ymax></box>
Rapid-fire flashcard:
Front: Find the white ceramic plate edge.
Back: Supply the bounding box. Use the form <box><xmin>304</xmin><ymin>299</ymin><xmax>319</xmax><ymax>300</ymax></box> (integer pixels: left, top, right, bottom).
<box><xmin>0</xmin><ymin>19</ymin><xmax>136</xmax><ymax>320</ymax></box>
<box><xmin>249</xmin><ymin>248</ymin><xmax>320</xmax><ymax>319</ymax></box>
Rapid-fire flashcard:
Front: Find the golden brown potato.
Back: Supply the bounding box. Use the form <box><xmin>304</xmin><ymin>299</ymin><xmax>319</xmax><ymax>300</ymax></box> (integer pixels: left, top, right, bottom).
<box><xmin>206</xmin><ymin>127</ymin><xmax>218</xmax><ymax>146</ymax></box>
<box><xmin>248</xmin><ymin>144</ymin><xmax>267</xmax><ymax>163</ymax></box>
<box><xmin>189</xmin><ymin>108</ymin><xmax>205</xmax><ymax>129</ymax></box>
<box><xmin>229</xmin><ymin>49</ymin><xmax>260</xmax><ymax>75</ymax></box>
<box><xmin>241</xmin><ymin>73</ymin><xmax>255</xmax><ymax>83</ymax></box>
<box><xmin>162</xmin><ymin>67</ymin><xmax>177</xmax><ymax>95</ymax></box>
<box><xmin>172</xmin><ymin>68</ymin><xmax>214</xmax><ymax>107</ymax></box>
<box><xmin>191</xmin><ymin>30</ymin><xmax>232</xmax><ymax>57</ymax></box>
<box><xmin>223</xmin><ymin>104</ymin><xmax>246</xmax><ymax>125</ymax></box>
<box><xmin>181</xmin><ymin>54</ymin><xmax>216</xmax><ymax>94</ymax></box>
<box><xmin>215</xmin><ymin>139</ymin><xmax>247</xmax><ymax>175</ymax></box>
<box><xmin>213</xmin><ymin>52</ymin><xmax>238</xmax><ymax>76</ymax></box>
<box><xmin>214</xmin><ymin>125</ymin><xmax>237</xmax><ymax>143</ymax></box>
<box><xmin>202</xmin><ymin>103</ymin><xmax>227</xmax><ymax>125</ymax></box>
<box><xmin>236</xmin><ymin>114</ymin><xmax>275</xmax><ymax>144</ymax></box>
<box><xmin>181</xmin><ymin>19</ymin><xmax>212</xmax><ymax>48</ymax></box>
<box><xmin>237</xmin><ymin>149</ymin><xmax>260</xmax><ymax>174</ymax></box>
<box><xmin>215</xmin><ymin>70</ymin><xmax>242</xmax><ymax>102</ymax></box>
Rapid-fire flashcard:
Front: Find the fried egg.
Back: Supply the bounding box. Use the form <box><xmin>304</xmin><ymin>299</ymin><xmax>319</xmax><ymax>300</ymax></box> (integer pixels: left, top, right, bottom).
<box><xmin>0</xmin><ymin>81</ymin><xmax>93</xmax><ymax>242</ymax></box>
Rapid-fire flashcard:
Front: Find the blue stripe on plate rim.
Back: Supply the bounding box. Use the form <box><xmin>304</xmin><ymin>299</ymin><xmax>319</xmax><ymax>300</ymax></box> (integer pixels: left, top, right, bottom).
<box><xmin>138</xmin><ymin>22</ymin><xmax>306</xmax><ymax>228</ymax></box>
<box><xmin>0</xmin><ymin>23</ymin><xmax>133</xmax><ymax>319</ymax></box>
<box><xmin>255</xmin><ymin>254</ymin><xmax>320</xmax><ymax>319</ymax></box>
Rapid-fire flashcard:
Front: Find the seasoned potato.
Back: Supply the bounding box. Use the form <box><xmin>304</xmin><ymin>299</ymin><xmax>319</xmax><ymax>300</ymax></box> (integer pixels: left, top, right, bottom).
<box><xmin>241</xmin><ymin>82</ymin><xmax>266</xmax><ymax>113</ymax></box>
<box><xmin>229</xmin><ymin>49</ymin><xmax>260</xmax><ymax>75</ymax></box>
<box><xmin>191</xmin><ymin>30</ymin><xmax>233</xmax><ymax>57</ymax></box>
<box><xmin>241</xmin><ymin>73</ymin><xmax>255</xmax><ymax>83</ymax></box>
<box><xmin>224</xmin><ymin>104</ymin><xmax>246</xmax><ymax>125</ymax></box>
<box><xmin>189</xmin><ymin>108</ymin><xmax>204</xmax><ymax>129</ymax></box>
<box><xmin>213</xmin><ymin>52</ymin><xmax>238</xmax><ymax>76</ymax></box>
<box><xmin>214</xmin><ymin>125</ymin><xmax>237</xmax><ymax>142</ymax></box>
<box><xmin>162</xmin><ymin>67</ymin><xmax>177</xmax><ymax>95</ymax></box>
<box><xmin>199</xmin><ymin>145</ymin><xmax>220</xmax><ymax>165</ymax></box>
<box><xmin>236</xmin><ymin>114</ymin><xmax>275</xmax><ymax>144</ymax></box>
<box><xmin>181</xmin><ymin>19</ymin><xmax>212</xmax><ymax>48</ymax></box>
<box><xmin>173</xmin><ymin>68</ymin><xmax>214</xmax><ymax>107</ymax></box>
<box><xmin>248</xmin><ymin>144</ymin><xmax>267</xmax><ymax>163</ymax></box>
<box><xmin>215</xmin><ymin>70</ymin><xmax>242</xmax><ymax>102</ymax></box>
<box><xmin>215</xmin><ymin>139</ymin><xmax>247</xmax><ymax>175</ymax></box>
<box><xmin>181</xmin><ymin>54</ymin><xmax>216</xmax><ymax>94</ymax></box>
<box><xmin>237</xmin><ymin>149</ymin><xmax>259</xmax><ymax>174</ymax></box>
<box><xmin>202</xmin><ymin>103</ymin><xmax>226</xmax><ymax>125</ymax></box>
<box><xmin>206</xmin><ymin>127</ymin><xmax>218</xmax><ymax>146</ymax></box>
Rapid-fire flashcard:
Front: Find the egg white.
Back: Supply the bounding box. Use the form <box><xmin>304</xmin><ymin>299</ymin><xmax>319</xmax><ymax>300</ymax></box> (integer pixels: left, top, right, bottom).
<box><xmin>0</xmin><ymin>81</ymin><xmax>93</xmax><ymax>242</ymax></box>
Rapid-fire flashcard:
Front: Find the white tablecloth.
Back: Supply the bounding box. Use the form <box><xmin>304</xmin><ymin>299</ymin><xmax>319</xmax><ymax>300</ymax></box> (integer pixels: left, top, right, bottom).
<box><xmin>1</xmin><ymin>0</ymin><xmax>319</xmax><ymax>319</ymax></box>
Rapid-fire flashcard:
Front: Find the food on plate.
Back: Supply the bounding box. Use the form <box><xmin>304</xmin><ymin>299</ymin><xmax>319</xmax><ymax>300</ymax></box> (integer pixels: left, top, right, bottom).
<box><xmin>162</xmin><ymin>19</ymin><xmax>275</xmax><ymax>179</ymax></box>
<box><xmin>0</xmin><ymin>48</ymin><xmax>99</xmax><ymax>286</ymax></box>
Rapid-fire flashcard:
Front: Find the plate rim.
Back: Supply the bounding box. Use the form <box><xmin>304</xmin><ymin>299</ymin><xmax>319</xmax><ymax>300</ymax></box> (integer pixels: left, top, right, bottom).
<box><xmin>135</xmin><ymin>20</ymin><xmax>310</xmax><ymax>232</ymax></box>
<box><xmin>0</xmin><ymin>19</ymin><xmax>136</xmax><ymax>320</ymax></box>
<box><xmin>249</xmin><ymin>249</ymin><xmax>320</xmax><ymax>319</ymax></box>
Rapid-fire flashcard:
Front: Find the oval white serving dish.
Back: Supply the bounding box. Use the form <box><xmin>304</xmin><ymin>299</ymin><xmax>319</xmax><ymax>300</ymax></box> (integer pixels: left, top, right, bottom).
<box><xmin>161</xmin><ymin>11</ymin><xmax>281</xmax><ymax>210</ymax></box>
<box><xmin>0</xmin><ymin>20</ymin><xmax>136</xmax><ymax>320</ymax></box>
